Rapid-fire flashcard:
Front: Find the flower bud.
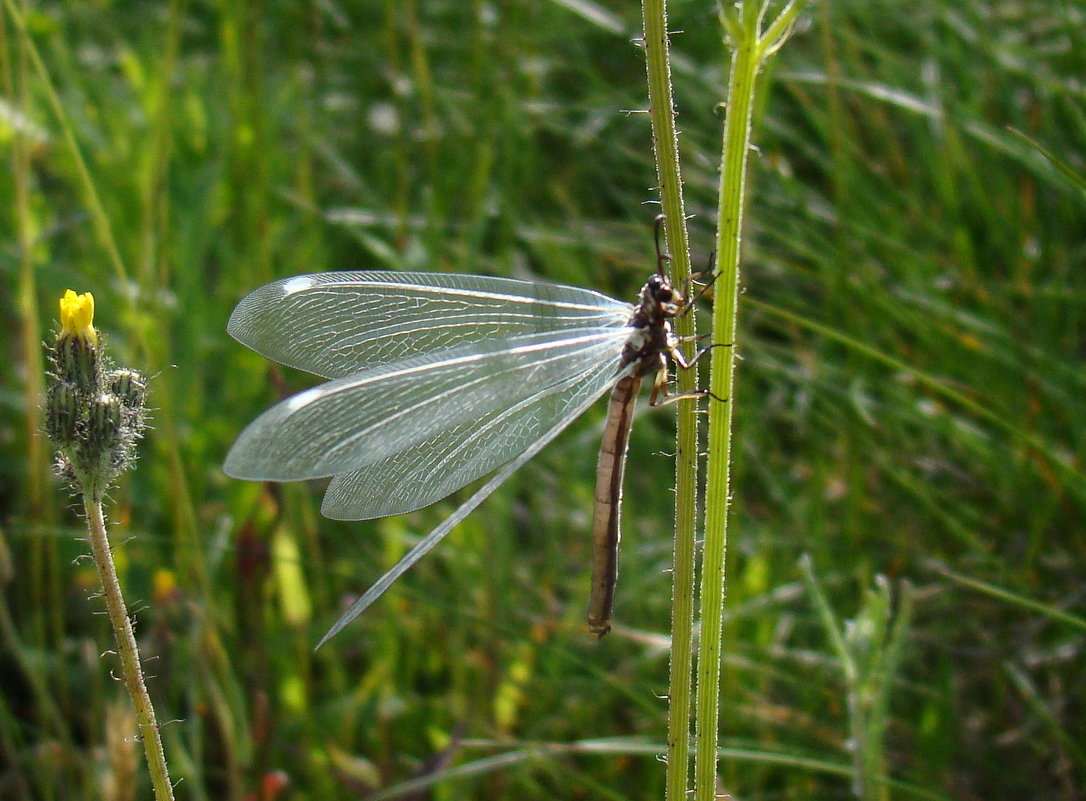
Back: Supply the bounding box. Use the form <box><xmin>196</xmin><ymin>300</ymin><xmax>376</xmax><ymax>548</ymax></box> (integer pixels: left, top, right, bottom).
<box><xmin>53</xmin><ymin>290</ymin><xmax>101</xmax><ymax>392</ymax></box>
<box><xmin>44</xmin><ymin>290</ymin><xmax>148</xmax><ymax>500</ymax></box>
<box><xmin>55</xmin><ymin>328</ymin><xmax>100</xmax><ymax>393</ymax></box>
<box><xmin>109</xmin><ymin>369</ymin><xmax>147</xmax><ymax>415</ymax></box>
<box><xmin>46</xmin><ymin>380</ymin><xmax>80</xmax><ymax>444</ymax></box>
<box><xmin>88</xmin><ymin>394</ymin><xmax>123</xmax><ymax>455</ymax></box>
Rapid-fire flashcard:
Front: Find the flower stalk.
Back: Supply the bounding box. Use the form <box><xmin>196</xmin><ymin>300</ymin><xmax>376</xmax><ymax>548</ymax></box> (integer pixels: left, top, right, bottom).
<box><xmin>45</xmin><ymin>290</ymin><xmax>174</xmax><ymax>801</ymax></box>
<box><xmin>639</xmin><ymin>1</ymin><xmax>699</xmax><ymax>798</ymax></box>
<box><xmin>696</xmin><ymin>4</ymin><xmax>808</xmax><ymax>799</ymax></box>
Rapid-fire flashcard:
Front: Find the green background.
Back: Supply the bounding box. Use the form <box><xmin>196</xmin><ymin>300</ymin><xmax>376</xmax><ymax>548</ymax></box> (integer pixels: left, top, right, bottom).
<box><xmin>1</xmin><ymin>1</ymin><xmax>1083</xmax><ymax>799</ymax></box>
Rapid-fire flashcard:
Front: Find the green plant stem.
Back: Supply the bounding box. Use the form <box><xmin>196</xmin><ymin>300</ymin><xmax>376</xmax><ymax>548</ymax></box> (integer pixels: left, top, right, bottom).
<box><xmin>83</xmin><ymin>497</ymin><xmax>176</xmax><ymax>801</ymax></box>
<box><xmin>696</xmin><ymin>3</ymin><xmax>807</xmax><ymax>798</ymax></box>
<box><xmin>695</xmin><ymin>27</ymin><xmax>755</xmax><ymax>799</ymax></box>
<box><xmin>639</xmin><ymin>1</ymin><xmax>698</xmax><ymax>798</ymax></box>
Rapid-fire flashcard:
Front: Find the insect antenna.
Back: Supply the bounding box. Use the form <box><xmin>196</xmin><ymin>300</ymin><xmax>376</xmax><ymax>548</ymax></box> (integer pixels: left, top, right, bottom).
<box><xmin>653</xmin><ymin>214</ymin><xmax>671</xmax><ymax>278</ymax></box>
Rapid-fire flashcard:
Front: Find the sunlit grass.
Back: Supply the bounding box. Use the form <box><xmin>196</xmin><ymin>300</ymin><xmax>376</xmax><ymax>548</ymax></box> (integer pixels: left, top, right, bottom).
<box><xmin>2</xmin><ymin>1</ymin><xmax>1084</xmax><ymax>799</ymax></box>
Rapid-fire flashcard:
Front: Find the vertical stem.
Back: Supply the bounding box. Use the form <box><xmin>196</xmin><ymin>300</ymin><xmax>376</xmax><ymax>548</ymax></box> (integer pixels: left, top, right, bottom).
<box><xmin>83</xmin><ymin>498</ymin><xmax>176</xmax><ymax>801</ymax></box>
<box><xmin>695</xmin><ymin>27</ymin><xmax>757</xmax><ymax>796</ymax></box>
<box><xmin>695</xmin><ymin>4</ymin><xmax>807</xmax><ymax>797</ymax></box>
<box><xmin>698</xmin><ymin>4</ymin><xmax>775</xmax><ymax>795</ymax></box>
<box><xmin>639</xmin><ymin>1</ymin><xmax>698</xmax><ymax>798</ymax></box>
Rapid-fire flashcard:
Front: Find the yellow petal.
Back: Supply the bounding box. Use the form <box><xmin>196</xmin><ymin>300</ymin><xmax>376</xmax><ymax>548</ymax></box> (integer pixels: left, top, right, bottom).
<box><xmin>59</xmin><ymin>289</ymin><xmax>98</xmax><ymax>345</ymax></box>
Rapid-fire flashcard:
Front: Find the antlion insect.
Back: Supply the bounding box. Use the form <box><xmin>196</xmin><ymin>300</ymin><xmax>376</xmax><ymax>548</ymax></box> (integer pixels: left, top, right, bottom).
<box><xmin>225</xmin><ymin>224</ymin><xmax>709</xmax><ymax>646</ymax></box>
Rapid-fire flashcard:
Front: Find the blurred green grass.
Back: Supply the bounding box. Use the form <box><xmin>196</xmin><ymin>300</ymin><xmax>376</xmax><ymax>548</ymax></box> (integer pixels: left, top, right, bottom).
<box><xmin>2</xmin><ymin>1</ymin><xmax>1084</xmax><ymax>799</ymax></box>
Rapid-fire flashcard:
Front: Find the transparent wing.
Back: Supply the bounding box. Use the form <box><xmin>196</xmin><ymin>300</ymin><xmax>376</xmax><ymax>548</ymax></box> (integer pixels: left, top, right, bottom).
<box><xmin>223</xmin><ymin>326</ymin><xmax>630</xmax><ymax>486</ymax></box>
<box><xmin>228</xmin><ymin>271</ymin><xmax>632</xmax><ymax>379</ymax></box>
<box><xmin>315</xmin><ymin>358</ymin><xmax>630</xmax><ymax>648</ymax></box>
<box><xmin>321</xmin><ymin>349</ymin><xmax>622</xmax><ymax>519</ymax></box>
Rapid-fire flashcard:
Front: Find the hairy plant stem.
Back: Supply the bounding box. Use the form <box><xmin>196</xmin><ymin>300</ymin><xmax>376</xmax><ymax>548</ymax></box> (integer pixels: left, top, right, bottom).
<box><xmin>639</xmin><ymin>1</ymin><xmax>699</xmax><ymax>798</ymax></box>
<box><xmin>696</xmin><ymin>31</ymin><xmax>754</xmax><ymax>801</ymax></box>
<box><xmin>697</xmin><ymin>3</ymin><xmax>807</xmax><ymax>798</ymax></box>
<box><xmin>83</xmin><ymin>497</ymin><xmax>176</xmax><ymax>801</ymax></box>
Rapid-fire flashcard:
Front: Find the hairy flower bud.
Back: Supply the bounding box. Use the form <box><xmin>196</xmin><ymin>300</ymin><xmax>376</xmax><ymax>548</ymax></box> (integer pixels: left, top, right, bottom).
<box><xmin>109</xmin><ymin>369</ymin><xmax>146</xmax><ymax>408</ymax></box>
<box><xmin>108</xmin><ymin>368</ymin><xmax>147</xmax><ymax>429</ymax></box>
<box><xmin>45</xmin><ymin>290</ymin><xmax>148</xmax><ymax>500</ymax></box>
<box><xmin>45</xmin><ymin>380</ymin><xmax>80</xmax><ymax>445</ymax></box>
<box><xmin>88</xmin><ymin>394</ymin><xmax>123</xmax><ymax>454</ymax></box>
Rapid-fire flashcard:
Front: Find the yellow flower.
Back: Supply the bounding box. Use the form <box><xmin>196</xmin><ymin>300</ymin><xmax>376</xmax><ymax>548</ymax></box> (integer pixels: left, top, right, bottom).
<box><xmin>59</xmin><ymin>289</ymin><xmax>98</xmax><ymax>346</ymax></box>
<box><xmin>46</xmin><ymin>288</ymin><xmax>147</xmax><ymax>499</ymax></box>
